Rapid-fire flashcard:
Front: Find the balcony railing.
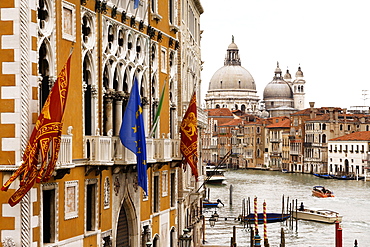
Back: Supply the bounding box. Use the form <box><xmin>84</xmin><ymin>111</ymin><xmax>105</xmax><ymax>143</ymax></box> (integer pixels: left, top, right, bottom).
<box><xmin>290</xmin><ymin>150</ymin><xmax>300</xmax><ymax>155</ymax></box>
<box><xmin>56</xmin><ymin>135</ymin><xmax>73</xmax><ymax>167</ymax></box>
<box><xmin>57</xmin><ymin>134</ymin><xmax>183</xmax><ymax>166</ymax></box>
<box><xmin>270</xmin><ymin>138</ymin><xmax>282</xmax><ymax>143</ymax></box>
<box><xmin>84</xmin><ymin>136</ymin><xmax>114</xmax><ymax>165</ymax></box>
<box><xmin>171</xmin><ymin>139</ymin><xmax>181</xmax><ymax>160</ymax></box>
<box><xmin>154</xmin><ymin>138</ymin><xmax>171</xmax><ymax>161</ymax></box>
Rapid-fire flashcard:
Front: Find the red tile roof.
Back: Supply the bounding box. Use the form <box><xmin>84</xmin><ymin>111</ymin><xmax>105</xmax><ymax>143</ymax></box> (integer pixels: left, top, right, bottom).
<box><xmin>266</xmin><ymin>119</ymin><xmax>291</xmax><ymax>128</ymax></box>
<box><xmin>219</xmin><ymin>119</ymin><xmax>243</xmax><ymax>127</ymax></box>
<box><xmin>206</xmin><ymin>108</ymin><xmax>233</xmax><ymax>117</ymax></box>
<box><xmin>329</xmin><ymin>131</ymin><xmax>370</xmax><ymax>141</ymax></box>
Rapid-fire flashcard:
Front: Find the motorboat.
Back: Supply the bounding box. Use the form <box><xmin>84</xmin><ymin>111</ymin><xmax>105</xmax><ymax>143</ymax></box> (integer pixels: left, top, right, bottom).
<box><xmin>239</xmin><ymin>213</ymin><xmax>290</xmax><ymax>224</ymax></box>
<box><xmin>312</xmin><ymin>186</ymin><xmax>334</xmax><ymax>198</ymax></box>
<box><xmin>293</xmin><ymin>207</ymin><xmax>342</xmax><ymax>224</ymax></box>
<box><xmin>205</xmin><ymin>165</ymin><xmax>227</xmax><ymax>185</ymax></box>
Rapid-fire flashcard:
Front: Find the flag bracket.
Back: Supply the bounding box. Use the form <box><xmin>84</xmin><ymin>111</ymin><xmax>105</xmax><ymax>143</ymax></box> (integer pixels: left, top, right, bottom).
<box><xmin>53</xmin><ymin>168</ymin><xmax>71</xmax><ymax>180</ymax></box>
<box><xmin>85</xmin><ymin>165</ymin><xmax>109</xmax><ymax>176</ymax></box>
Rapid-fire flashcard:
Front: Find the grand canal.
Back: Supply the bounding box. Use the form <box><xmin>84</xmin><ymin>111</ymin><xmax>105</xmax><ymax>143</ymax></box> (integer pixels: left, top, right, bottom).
<box><xmin>203</xmin><ymin>170</ymin><xmax>370</xmax><ymax>247</ymax></box>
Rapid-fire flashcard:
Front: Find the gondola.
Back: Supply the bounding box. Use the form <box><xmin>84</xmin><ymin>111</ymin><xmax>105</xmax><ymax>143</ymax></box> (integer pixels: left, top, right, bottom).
<box><xmin>238</xmin><ymin>213</ymin><xmax>290</xmax><ymax>224</ymax></box>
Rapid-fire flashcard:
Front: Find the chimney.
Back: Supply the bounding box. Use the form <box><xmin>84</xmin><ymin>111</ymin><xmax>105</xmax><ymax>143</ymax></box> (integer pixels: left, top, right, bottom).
<box><xmin>329</xmin><ymin>107</ymin><xmax>334</xmax><ymax>122</ymax></box>
<box><xmin>343</xmin><ymin>108</ymin><xmax>347</xmax><ymax>122</ymax></box>
<box><xmin>309</xmin><ymin>102</ymin><xmax>315</xmax><ymax>119</ymax></box>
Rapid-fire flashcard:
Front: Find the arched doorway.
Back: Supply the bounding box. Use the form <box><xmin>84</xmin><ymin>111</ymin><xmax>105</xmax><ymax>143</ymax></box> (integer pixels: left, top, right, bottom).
<box><xmin>116</xmin><ymin>205</ymin><xmax>129</xmax><ymax>246</ymax></box>
<box><xmin>344</xmin><ymin>159</ymin><xmax>349</xmax><ymax>174</ymax></box>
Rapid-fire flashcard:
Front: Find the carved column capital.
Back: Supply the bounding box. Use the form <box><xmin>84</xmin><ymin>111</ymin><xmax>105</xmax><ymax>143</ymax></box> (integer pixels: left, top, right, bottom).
<box><xmin>104</xmin><ymin>89</ymin><xmax>115</xmax><ymax>103</ymax></box>
<box><xmin>114</xmin><ymin>91</ymin><xmax>127</xmax><ymax>101</ymax></box>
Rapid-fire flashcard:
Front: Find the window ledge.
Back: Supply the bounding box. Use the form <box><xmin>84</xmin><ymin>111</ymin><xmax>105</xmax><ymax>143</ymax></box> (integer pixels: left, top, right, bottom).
<box><xmin>151</xmin><ymin>13</ymin><xmax>162</xmax><ymax>22</ymax></box>
<box><xmin>170</xmin><ymin>24</ymin><xmax>179</xmax><ymax>33</ymax></box>
<box><xmin>85</xmin><ymin>230</ymin><xmax>99</xmax><ymax>237</ymax></box>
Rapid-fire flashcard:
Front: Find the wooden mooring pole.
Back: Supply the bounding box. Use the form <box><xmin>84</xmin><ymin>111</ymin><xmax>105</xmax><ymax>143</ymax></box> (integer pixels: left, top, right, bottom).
<box><xmin>229</xmin><ymin>184</ymin><xmax>233</xmax><ymax>205</ymax></box>
<box><xmin>250</xmin><ymin>227</ymin><xmax>254</xmax><ymax>247</ymax></box>
<box><xmin>280</xmin><ymin>227</ymin><xmax>285</xmax><ymax>247</ymax></box>
<box><xmin>295</xmin><ymin>199</ymin><xmax>298</xmax><ymax>232</ymax></box>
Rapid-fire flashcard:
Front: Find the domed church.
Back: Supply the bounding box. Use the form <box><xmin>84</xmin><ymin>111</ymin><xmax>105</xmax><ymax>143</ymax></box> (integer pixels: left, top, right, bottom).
<box><xmin>205</xmin><ymin>37</ymin><xmax>306</xmax><ymax>118</ymax></box>
<box><xmin>263</xmin><ymin>62</ymin><xmax>306</xmax><ymax>117</ymax></box>
<box><xmin>205</xmin><ymin>36</ymin><xmax>260</xmax><ymax>114</ymax></box>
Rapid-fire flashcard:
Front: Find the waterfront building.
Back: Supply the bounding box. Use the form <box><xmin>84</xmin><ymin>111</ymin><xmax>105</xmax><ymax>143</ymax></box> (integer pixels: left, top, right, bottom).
<box><xmin>243</xmin><ymin>117</ymin><xmax>269</xmax><ymax>169</ymax></box>
<box><xmin>202</xmin><ymin>108</ymin><xmax>234</xmax><ymax>164</ymax></box>
<box><xmin>303</xmin><ymin>104</ymin><xmax>370</xmax><ymax>174</ymax></box>
<box><xmin>328</xmin><ymin>131</ymin><xmax>370</xmax><ymax>177</ymax></box>
<box><xmin>218</xmin><ymin>118</ymin><xmax>243</xmax><ymax>168</ymax></box>
<box><xmin>0</xmin><ymin>0</ymin><xmax>205</xmax><ymax>246</ymax></box>
<box><xmin>177</xmin><ymin>0</ymin><xmax>206</xmax><ymax>246</ymax></box>
<box><xmin>265</xmin><ymin>117</ymin><xmax>290</xmax><ymax>170</ymax></box>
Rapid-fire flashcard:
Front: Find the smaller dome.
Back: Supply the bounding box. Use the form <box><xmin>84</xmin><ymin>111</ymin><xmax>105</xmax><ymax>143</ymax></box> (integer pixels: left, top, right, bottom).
<box><xmin>228</xmin><ymin>42</ymin><xmax>238</xmax><ymax>50</ymax></box>
<box><xmin>228</xmin><ymin>35</ymin><xmax>238</xmax><ymax>50</ymax></box>
<box><xmin>263</xmin><ymin>81</ymin><xmax>293</xmax><ymax>99</ymax></box>
<box><xmin>296</xmin><ymin>66</ymin><xmax>304</xmax><ymax>77</ymax></box>
<box><xmin>264</xmin><ymin>62</ymin><xmax>293</xmax><ymax>99</ymax></box>
<box><xmin>284</xmin><ymin>69</ymin><xmax>292</xmax><ymax>80</ymax></box>
<box><xmin>275</xmin><ymin>65</ymin><xmax>282</xmax><ymax>74</ymax></box>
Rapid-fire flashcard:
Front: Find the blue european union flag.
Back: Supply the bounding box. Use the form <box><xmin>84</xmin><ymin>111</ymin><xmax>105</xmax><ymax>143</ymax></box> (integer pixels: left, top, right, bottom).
<box><xmin>119</xmin><ymin>77</ymin><xmax>148</xmax><ymax>195</ymax></box>
<box><xmin>134</xmin><ymin>0</ymin><xmax>139</xmax><ymax>9</ymax></box>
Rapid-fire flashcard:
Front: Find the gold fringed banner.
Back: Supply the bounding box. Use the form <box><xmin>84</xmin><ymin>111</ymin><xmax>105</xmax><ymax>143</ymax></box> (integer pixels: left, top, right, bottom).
<box><xmin>1</xmin><ymin>54</ymin><xmax>72</xmax><ymax>207</ymax></box>
<box><xmin>180</xmin><ymin>92</ymin><xmax>198</xmax><ymax>180</ymax></box>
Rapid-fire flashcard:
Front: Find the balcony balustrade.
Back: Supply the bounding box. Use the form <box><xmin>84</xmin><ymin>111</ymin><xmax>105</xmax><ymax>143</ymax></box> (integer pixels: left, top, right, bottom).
<box><xmin>270</xmin><ymin>152</ymin><xmax>282</xmax><ymax>157</ymax></box>
<box><xmin>79</xmin><ymin>135</ymin><xmax>180</xmax><ymax>165</ymax></box>
<box><xmin>84</xmin><ymin>135</ymin><xmax>114</xmax><ymax>165</ymax></box>
<box><xmin>270</xmin><ymin>138</ymin><xmax>282</xmax><ymax>143</ymax></box>
<box><xmin>290</xmin><ymin>150</ymin><xmax>300</xmax><ymax>155</ymax></box>
<box><xmin>56</xmin><ymin>135</ymin><xmax>73</xmax><ymax>167</ymax></box>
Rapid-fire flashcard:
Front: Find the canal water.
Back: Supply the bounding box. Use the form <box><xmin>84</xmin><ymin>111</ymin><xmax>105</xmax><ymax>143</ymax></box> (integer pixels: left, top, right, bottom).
<box><xmin>203</xmin><ymin>169</ymin><xmax>370</xmax><ymax>247</ymax></box>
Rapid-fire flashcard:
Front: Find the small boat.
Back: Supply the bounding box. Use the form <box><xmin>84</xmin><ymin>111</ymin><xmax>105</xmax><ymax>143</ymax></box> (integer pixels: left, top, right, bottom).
<box><xmin>313</xmin><ymin>173</ymin><xmax>333</xmax><ymax>179</ymax></box>
<box><xmin>238</xmin><ymin>213</ymin><xmax>290</xmax><ymax>224</ymax></box>
<box><xmin>205</xmin><ymin>165</ymin><xmax>227</xmax><ymax>185</ymax></box>
<box><xmin>293</xmin><ymin>207</ymin><xmax>342</xmax><ymax>224</ymax></box>
<box><xmin>312</xmin><ymin>186</ymin><xmax>334</xmax><ymax>198</ymax></box>
<box><xmin>331</xmin><ymin>174</ymin><xmax>365</xmax><ymax>180</ymax></box>
<box><xmin>203</xmin><ymin>199</ymin><xmax>224</xmax><ymax>208</ymax></box>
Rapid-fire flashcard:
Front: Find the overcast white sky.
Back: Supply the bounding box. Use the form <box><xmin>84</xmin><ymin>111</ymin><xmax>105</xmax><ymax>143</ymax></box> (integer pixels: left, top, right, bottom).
<box><xmin>199</xmin><ymin>0</ymin><xmax>370</xmax><ymax>110</ymax></box>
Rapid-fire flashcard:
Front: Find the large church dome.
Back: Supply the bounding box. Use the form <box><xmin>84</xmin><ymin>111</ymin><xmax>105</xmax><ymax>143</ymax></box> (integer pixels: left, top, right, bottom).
<box><xmin>209</xmin><ymin>66</ymin><xmax>256</xmax><ymax>91</ymax></box>
<box><xmin>208</xmin><ymin>37</ymin><xmax>256</xmax><ymax>92</ymax></box>
<box><xmin>205</xmin><ymin>36</ymin><xmax>259</xmax><ymax>113</ymax></box>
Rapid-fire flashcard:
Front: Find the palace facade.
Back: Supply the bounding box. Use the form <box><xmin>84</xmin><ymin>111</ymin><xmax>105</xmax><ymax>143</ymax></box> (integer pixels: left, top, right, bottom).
<box><xmin>0</xmin><ymin>0</ymin><xmax>206</xmax><ymax>246</ymax></box>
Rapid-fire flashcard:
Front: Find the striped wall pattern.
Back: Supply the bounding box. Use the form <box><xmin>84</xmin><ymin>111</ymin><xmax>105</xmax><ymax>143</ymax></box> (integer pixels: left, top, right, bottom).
<box><xmin>0</xmin><ymin>0</ymin><xmax>38</xmax><ymax>246</ymax></box>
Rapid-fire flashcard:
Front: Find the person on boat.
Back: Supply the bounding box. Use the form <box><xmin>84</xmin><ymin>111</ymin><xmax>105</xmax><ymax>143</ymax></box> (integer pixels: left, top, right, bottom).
<box><xmin>299</xmin><ymin>202</ymin><xmax>304</xmax><ymax>211</ymax></box>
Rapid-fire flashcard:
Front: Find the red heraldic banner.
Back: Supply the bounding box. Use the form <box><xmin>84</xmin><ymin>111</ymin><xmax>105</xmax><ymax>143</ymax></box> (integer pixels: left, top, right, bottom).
<box><xmin>1</xmin><ymin>55</ymin><xmax>72</xmax><ymax>207</ymax></box>
<box><xmin>180</xmin><ymin>92</ymin><xmax>198</xmax><ymax>180</ymax></box>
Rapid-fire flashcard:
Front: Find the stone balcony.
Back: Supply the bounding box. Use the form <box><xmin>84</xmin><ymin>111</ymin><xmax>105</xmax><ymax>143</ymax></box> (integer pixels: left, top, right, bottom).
<box><xmin>56</xmin><ymin>134</ymin><xmax>181</xmax><ymax>167</ymax></box>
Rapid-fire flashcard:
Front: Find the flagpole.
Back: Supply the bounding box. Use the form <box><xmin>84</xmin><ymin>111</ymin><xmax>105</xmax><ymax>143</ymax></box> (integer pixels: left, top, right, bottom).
<box><xmin>142</xmin><ymin>1</ymin><xmax>150</xmax><ymax>20</ymax></box>
<box><xmin>60</xmin><ymin>45</ymin><xmax>74</xmax><ymax>125</ymax></box>
<box><xmin>69</xmin><ymin>42</ymin><xmax>75</xmax><ymax>56</ymax></box>
<box><xmin>149</xmin><ymin>78</ymin><xmax>167</xmax><ymax>137</ymax></box>
<box><xmin>125</xmin><ymin>0</ymin><xmax>131</xmax><ymax>12</ymax></box>
<box><xmin>195</xmin><ymin>150</ymin><xmax>232</xmax><ymax>194</ymax></box>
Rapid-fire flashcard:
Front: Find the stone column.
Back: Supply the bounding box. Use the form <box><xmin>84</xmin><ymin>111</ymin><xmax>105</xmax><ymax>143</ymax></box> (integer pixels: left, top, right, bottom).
<box><xmin>104</xmin><ymin>89</ymin><xmax>115</xmax><ymax>136</ymax></box>
<box><xmin>114</xmin><ymin>91</ymin><xmax>126</xmax><ymax>136</ymax></box>
<box><xmin>91</xmin><ymin>84</ymin><xmax>99</xmax><ymax>135</ymax></box>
